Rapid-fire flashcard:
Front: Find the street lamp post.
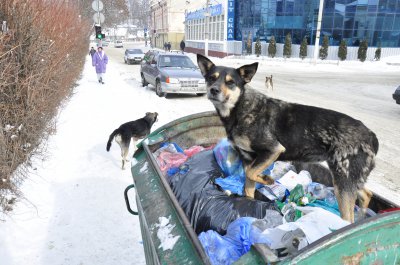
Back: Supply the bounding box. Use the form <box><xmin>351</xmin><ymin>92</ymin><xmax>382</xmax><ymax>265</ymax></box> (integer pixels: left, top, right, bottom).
<box><xmin>158</xmin><ymin>1</ymin><xmax>165</xmax><ymax>49</ymax></box>
<box><xmin>313</xmin><ymin>0</ymin><xmax>324</xmax><ymax>64</ymax></box>
<box><xmin>204</xmin><ymin>0</ymin><xmax>210</xmax><ymax>56</ymax></box>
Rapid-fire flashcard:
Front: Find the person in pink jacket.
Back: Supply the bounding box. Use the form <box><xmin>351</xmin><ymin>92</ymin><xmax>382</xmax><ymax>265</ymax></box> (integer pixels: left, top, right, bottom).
<box><xmin>92</xmin><ymin>46</ymin><xmax>108</xmax><ymax>84</ymax></box>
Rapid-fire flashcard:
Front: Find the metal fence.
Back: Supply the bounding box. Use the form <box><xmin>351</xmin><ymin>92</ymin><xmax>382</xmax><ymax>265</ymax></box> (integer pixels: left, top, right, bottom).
<box><xmin>247</xmin><ymin>41</ymin><xmax>400</xmax><ymax>61</ymax></box>
<box><xmin>187</xmin><ymin>39</ymin><xmax>400</xmax><ymax>60</ymax></box>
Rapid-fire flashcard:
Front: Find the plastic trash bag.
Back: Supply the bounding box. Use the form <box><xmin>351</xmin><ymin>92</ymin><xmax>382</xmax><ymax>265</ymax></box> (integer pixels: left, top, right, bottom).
<box><xmin>154</xmin><ymin>143</ymin><xmax>187</xmax><ymax>173</ymax></box>
<box><xmin>270</xmin><ymin>161</ymin><xmax>297</xmax><ymax>179</ymax></box>
<box><xmin>252</xmin><ymin>210</ymin><xmax>283</xmax><ymax>232</ymax></box>
<box><xmin>213</xmin><ymin>138</ymin><xmax>274</xmax><ymax>196</ymax></box>
<box><xmin>276</xmin><ymin>170</ymin><xmax>312</xmax><ymax>191</ymax></box>
<box><xmin>261</xmin><ymin>207</ymin><xmax>350</xmax><ymax>252</ymax></box>
<box><xmin>168</xmin><ymin>150</ymin><xmax>279</xmax><ymax>234</ymax></box>
<box><xmin>199</xmin><ymin>215</ymin><xmax>282</xmax><ymax>265</ymax></box>
<box><xmin>257</xmin><ymin>183</ymin><xmax>289</xmax><ymax>201</ymax></box>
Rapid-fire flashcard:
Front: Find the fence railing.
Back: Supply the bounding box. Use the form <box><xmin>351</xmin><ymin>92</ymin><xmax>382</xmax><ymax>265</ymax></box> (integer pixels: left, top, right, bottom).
<box><xmin>246</xmin><ymin>42</ymin><xmax>400</xmax><ymax>61</ymax></box>
<box><xmin>187</xmin><ymin>39</ymin><xmax>400</xmax><ymax>61</ymax></box>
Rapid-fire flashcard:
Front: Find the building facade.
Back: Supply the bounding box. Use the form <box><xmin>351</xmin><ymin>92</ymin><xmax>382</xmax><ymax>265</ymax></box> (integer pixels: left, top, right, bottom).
<box><xmin>184</xmin><ymin>0</ymin><xmax>400</xmax><ymax>58</ymax></box>
<box><xmin>149</xmin><ymin>0</ymin><xmax>186</xmax><ymax>50</ymax></box>
<box><xmin>236</xmin><ymin>0</ymin><xmax>400</xmax><ymax>47</ymax></box>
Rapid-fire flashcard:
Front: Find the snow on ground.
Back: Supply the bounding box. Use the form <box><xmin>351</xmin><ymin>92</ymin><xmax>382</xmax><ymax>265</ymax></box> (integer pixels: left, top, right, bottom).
<box><xmin>0</xmin><ymin>51</ymin><xmax>212</xmax><ymax>265</ymax></box>
<box><xmin>0</xmin><ymin>43</ymin><xmax>399</xmax><ymax>265</ymax></box>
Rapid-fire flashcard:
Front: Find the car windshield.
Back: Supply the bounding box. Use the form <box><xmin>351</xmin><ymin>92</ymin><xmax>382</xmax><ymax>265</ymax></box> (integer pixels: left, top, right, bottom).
<box><xmin>159</xmin><ymin>55</ymin><xmax>197</xmax><ymax>68</ymax></box>
<box><xmin>128</xmin><ymin>49</ymin><xmax>143</xmax><ymax>54</ymax></box>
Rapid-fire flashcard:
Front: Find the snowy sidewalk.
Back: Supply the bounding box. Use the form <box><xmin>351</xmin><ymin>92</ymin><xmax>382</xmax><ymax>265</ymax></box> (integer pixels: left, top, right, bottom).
<box><xmin>0</xmin><ymin>56</ymin><xmax>148</xmax><ymax>265</ymax></box>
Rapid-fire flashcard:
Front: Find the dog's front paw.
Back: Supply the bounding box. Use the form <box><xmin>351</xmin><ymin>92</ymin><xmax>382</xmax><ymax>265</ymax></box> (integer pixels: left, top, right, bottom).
<box><xmin>261</xmin><ymin>175</ymin><xmax>275</xmax><ymax>185</ymax></box>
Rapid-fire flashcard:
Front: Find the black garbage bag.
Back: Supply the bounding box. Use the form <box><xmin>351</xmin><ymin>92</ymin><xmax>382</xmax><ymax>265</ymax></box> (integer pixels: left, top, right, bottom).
<box><xmin>168</xmin><ymin>150</ymin><xmax>279</xmax><ymax>235</ymax></box>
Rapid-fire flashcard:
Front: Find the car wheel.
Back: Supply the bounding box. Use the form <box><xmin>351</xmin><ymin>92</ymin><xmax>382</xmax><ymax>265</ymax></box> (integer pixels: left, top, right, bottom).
<box><xmin>155</xmin><ymin>81</ymin><xmax>166</xmax><ymax>97</ymax></box>
<box><xmin>141</xmin><ymin>74</ymin><xmax>148</xmax><ymax>87</ymax></box>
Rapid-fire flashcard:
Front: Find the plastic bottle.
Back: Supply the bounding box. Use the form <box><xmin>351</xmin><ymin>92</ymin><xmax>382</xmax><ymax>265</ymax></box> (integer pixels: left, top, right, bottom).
<box><xmin>323</xmin><ymin>188</ymin><xmax>338</xmax><ymax>208</ymax></box>
<box><xmin>307</xmin><ymin>182</ymin><xmax>328</xmax><ymax>199</ymax></box>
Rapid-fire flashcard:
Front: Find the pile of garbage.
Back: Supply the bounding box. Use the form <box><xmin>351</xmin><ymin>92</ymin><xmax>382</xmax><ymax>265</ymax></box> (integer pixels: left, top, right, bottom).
<box><xmin>153</xmin><ymin>138</ymin><xmax>376</xmax><ymax>265</ymax></box>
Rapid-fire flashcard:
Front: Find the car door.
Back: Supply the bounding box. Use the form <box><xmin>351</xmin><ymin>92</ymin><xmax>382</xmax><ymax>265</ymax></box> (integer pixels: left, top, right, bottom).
<box><xmin>148</xmin><ymin>54</ymin><xmax>160</xmax><ymax>85</ymax></box>
<box><xmin>141</xmin><ymin>52</ymin><xmax>153</xmax><ymax>83</ymax></box>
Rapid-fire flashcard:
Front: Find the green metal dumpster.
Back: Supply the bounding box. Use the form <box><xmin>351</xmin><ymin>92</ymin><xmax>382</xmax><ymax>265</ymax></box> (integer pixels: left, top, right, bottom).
<box><xmin>126</xmin><ymin>111</ymin><xmax>400</xmax><ymax>264</ymax></box>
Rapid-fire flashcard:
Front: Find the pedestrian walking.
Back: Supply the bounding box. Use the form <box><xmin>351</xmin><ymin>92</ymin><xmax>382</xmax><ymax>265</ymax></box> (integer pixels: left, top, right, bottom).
<box><xmin>180</xmin><ymin>40</ymin><xmax>185</xmax><ymax>54</ymax></box>
<box><xmin>164</xmin><ymin>42</ymin><xmax>167</xmax><ymax>51</ymax></box>
<box><xmin>167</xmin><ymin>42</ymin><xmax>171</xmax><ymax>52</ymax></box>
<box><xmin>92</xmin><ymin>46</ymin><xmax>108</xmax><ymax>84</ymax></box>
<box><xmin>89</xmin><ymin>47</ymin><xmax>96</xmax><ymax>57</ymax></box>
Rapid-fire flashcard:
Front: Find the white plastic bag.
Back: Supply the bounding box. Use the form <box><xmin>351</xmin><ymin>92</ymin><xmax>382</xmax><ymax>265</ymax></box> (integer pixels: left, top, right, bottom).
<box><xmin>276</xmin><ymin>170</ymin><xmax>312</xmax><ymax>191</ymax></box>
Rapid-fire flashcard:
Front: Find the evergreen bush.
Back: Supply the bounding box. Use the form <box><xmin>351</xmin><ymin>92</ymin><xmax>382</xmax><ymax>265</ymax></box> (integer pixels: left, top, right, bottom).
<box><xmin>338</xmin><ymin>39</ymin><xmax>347</xmax><ymax>61</ymax></box>
<box><xmin>246</xmin><ymin>32</ymin><xmax>252</xmax><ymax>55</ymax></box>
<box><xmin>299</xmin><ymin>37</ymin><xmax>308</xmax><ymax>60</ymax></box>
<box><xmin>283</xmin><ymin>33</ymin><xmax>292</xmax><ymax>58</ymax></box>
<box><xmin>374</xmin><ymin>43</ymin><xmax>381</xmax><ymax>61</ymax></box>
<box><xmin>358</xmin><ymin>40</ymin><xmax>368</xmax><ymax>62</ymax></box>
<box><xmin>268</xmin><ymin>36</ymin><xmax>276</xmax><ymax>58</ymax></box>
<box><xmin>255</xmin><ymin>37</ymin><xmax>262</xmax><ymax>57</ymax></box>
<box><xmin>319</xmin><ymin>35</ymin><xmax>329</xmax><ymax>60</ymax></box>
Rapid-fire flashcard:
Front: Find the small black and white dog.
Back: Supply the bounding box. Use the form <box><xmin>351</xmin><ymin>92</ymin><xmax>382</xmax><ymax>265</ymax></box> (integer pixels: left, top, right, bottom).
<box><xmin>197</xmin><ymin>54</ymin><xmax>378</xmax><ymax>223</ymax></box>
<box><xmin>106</xmin><ymin>112</ymin><xmax>158</xmax><ymax>169</ymax></box>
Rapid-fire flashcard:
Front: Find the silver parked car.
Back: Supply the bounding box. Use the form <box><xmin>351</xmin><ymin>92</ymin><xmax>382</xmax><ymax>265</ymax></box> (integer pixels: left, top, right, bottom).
<box><xmin>140</xmin><ymin>51</ymin><xmax>206</xmax><ymax>97</ymax></box>
<box><xmin>124</xmin><ymin>49</ymin><xmax>144</xmax><ymax>64</ymax></box>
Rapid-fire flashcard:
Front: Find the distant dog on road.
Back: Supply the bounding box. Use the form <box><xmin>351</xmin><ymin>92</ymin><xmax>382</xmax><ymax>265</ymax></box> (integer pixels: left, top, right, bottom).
<box><xmin>197</xmin><ymin>54</ymin><xmax>378</xmax><ymax>223</ymax></box>
<box><xmin>265</xmin><ymin>75</ymin><xmax>273</xmax><ymax>91</ymax></box>
<box><xmin>106</xmin><ymin>112</ymin><xmax>158</xmax><ymax>169</ymax></box>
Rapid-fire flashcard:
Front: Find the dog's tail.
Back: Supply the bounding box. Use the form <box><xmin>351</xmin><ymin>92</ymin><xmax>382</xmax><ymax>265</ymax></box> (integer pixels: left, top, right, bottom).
<box><xmin>106</xmin><ymin>129</ymin><xmax>120</xmax><ymax>151</ymax></box>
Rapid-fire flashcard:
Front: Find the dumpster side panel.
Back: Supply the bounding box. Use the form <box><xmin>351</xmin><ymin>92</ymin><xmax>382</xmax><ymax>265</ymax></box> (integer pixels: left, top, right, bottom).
<box><xmin>132</xmin><ymin>150</ymin><xmax>206</xmax><ymax>265</ymax></box>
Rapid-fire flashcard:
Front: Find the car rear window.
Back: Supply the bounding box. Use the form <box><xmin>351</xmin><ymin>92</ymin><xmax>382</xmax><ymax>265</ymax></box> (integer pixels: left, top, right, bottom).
<box><xmin>128</xmin><ymin>49</ymin><xmax>143</xmax><ymax>54</ymax></box>
<box><xmin>159</xmin><ymin>56</ymin><xmax>196</xmax><ymax>68</ymax></box>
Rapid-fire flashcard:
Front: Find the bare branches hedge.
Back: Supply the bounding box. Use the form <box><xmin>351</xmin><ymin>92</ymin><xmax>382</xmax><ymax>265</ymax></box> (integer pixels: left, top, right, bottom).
<box><xmin>0</xmin><ymin>0</ymin><xmax>90</xmax><ymax>214</ymax></box>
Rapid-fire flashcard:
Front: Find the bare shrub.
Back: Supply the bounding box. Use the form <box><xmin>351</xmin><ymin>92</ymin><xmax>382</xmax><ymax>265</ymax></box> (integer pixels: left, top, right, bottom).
<box><xmin>0</xmin><ymin>0</ymin><xmax>90</xmax><ymax>215</ymax></box>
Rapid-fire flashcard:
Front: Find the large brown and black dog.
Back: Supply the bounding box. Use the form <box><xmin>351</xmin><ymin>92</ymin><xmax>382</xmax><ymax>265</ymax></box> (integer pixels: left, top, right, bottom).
<box><xmin>197</xmin><ymin>54</ymin><xmax>378</xmax><ymax>223</ymax></box>
<box><xmin>106</xmin><ymin>112</ymin><xmax>158</xmax><ymax>169</ymax></box>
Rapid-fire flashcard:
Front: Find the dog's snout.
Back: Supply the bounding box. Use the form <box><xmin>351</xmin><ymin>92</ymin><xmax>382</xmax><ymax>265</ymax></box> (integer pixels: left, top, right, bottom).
<box><xmin>210</xmin><ymin>86</ymin><xmax>220</xmax><ymax>96</ymax></box>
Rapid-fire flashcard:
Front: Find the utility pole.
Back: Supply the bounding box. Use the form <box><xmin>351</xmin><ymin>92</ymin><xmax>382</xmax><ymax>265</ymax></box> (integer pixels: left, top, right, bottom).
<box><xmin>205</xmin><ymin>0</ymin><xmax>210</xmax><ymax>56</ymax></box>
<box><xmin>97</xmin><ymin>0</ymin><xmax>101</xmax><ymax>27</ymax></box>
<box><xmin>313</xmin><ymin>0</ymin><xmax>324</xmax><ymax>64</ymax></box>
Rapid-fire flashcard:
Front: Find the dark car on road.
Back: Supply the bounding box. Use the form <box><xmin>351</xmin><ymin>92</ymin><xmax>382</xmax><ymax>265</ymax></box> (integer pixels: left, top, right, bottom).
<box><xmin>140</xmin><ymin>51</ymin><xmax>206</xmax><ymax>97</ymax></box>
<box><xmin>393</xmin><ymin>85</ymin><xmax>400</xmax><ymax>104</ymax></box>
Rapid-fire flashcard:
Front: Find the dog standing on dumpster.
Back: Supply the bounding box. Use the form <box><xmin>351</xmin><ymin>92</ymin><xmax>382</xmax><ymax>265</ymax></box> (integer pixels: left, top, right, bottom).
<box><xmin>106</xmin><ymin>112</ymin><xmax>158</xmax><ymax>170</ymax></box>
<box><xmin>197</xmin><ymin>54</ymin><xmax>378</xmax><ymax>223</ymax></box>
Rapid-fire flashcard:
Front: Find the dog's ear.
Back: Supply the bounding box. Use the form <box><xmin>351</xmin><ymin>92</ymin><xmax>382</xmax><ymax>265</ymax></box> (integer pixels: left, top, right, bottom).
<box><xmin>197</xmin><ymin>54</ymin><xmax>215</xmax><ymax>77</ymax></box>
<box><xmin>237</xmin><ymin>62</ymin><xmax>258</xmax><ymax>83</ymax></box>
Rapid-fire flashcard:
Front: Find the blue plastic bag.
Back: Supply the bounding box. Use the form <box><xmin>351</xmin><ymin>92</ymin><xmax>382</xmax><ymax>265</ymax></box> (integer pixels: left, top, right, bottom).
<box><xmin>213</xmin><ymin>138</ymin><xmax>274</xmax><ymax>195</ymax></box>
<box><xmin>159</xmin><ymin>142</ymin><xmax>184</xmax><ymax>153</ymax></box>
<box><xmin>199</xmin><ymin>217</ymin><xmax>258</xmax><ymax>265</ymax></box>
